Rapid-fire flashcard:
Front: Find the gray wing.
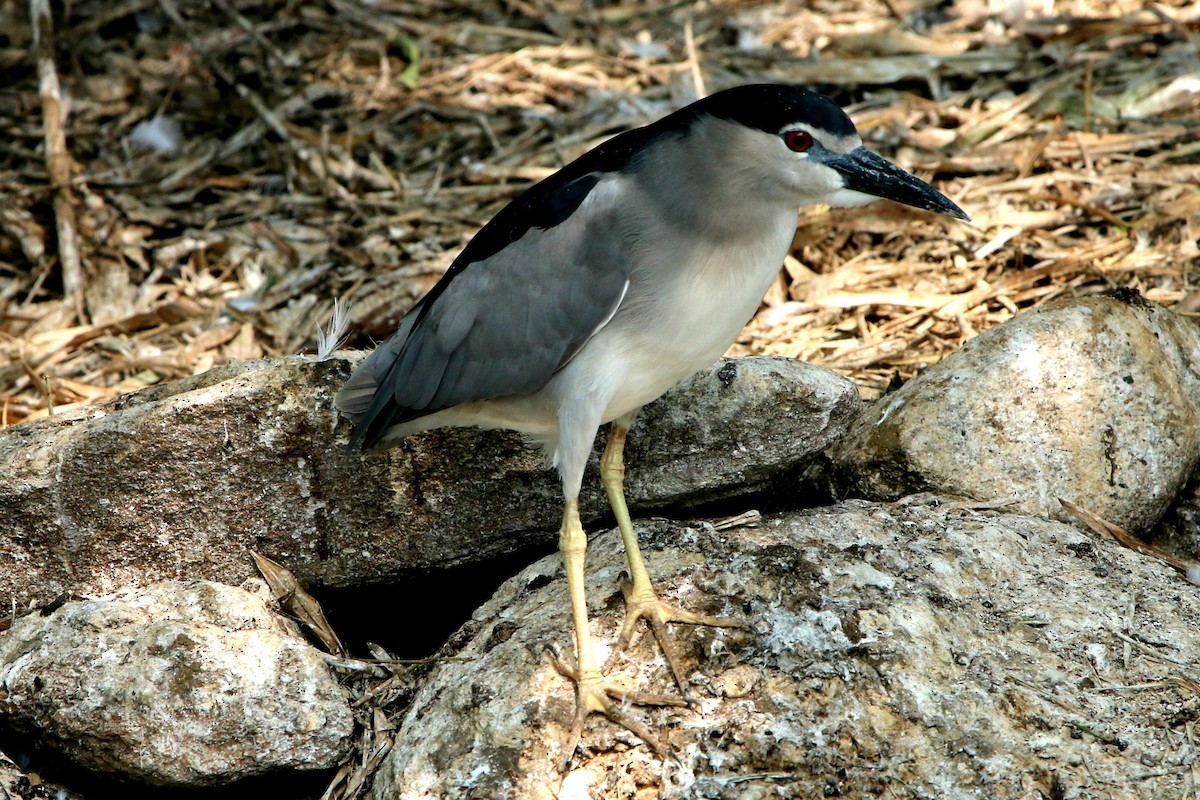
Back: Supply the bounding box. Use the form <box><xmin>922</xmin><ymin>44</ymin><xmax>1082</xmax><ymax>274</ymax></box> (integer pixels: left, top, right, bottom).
<box><xmin>336</xmin><ymin>174</ymin><xmax>633</xmax><ymax>446</ymax></box>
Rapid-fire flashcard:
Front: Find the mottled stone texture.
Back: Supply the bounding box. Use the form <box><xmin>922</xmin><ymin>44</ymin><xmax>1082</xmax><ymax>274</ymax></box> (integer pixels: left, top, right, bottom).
<box><xmin>369</xmin><ymin>499</ymin><xmax>1200</xmax><ymax>800</ymax></box>
<box><xmin>830</xmin><ymin>292</ymin><xmax>1200</xmax><ymax>535</ymax></box>
<box><xmin>0</xmin><ymin>581</ymin><xmax>353</xmax><ymax>786</ymax></box>
<box><xmin>0</xmin><ymin>355</ymin><xmax>859</xmax><ymax>613</ymax></box>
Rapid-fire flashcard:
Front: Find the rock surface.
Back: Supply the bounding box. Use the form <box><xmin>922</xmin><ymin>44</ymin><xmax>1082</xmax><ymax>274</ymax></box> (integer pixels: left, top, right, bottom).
<box><xmin>368</xmin><ymin>498</ymin><xmax>1200</xmax><ymax>800</ymax></box>
<box><xmin>0</xmin><ymin>581</ymin><xmax>353</xmax><ymax>786</ymax></box>
<box><xmin>829</xmin><ymin>292</ymin><xmax>1200</xmax><ymax>535</ymax></box>
<box><xmin>0</xmin><ymin>354</ymin><xmax>858</xmax><ymax>615</ymax></box>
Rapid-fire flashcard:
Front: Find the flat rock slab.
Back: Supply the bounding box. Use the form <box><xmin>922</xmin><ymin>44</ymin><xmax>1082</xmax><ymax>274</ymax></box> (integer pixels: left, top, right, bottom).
<box><xmin>0</xmin><ymin>581</ymin><xmax>353</xmax><ymax>786</ymax></box>
<box><xmin>0</xmin><ymin>355</ymin><xmax>858</xmax><ymax>613</ymax></box>
<box><xmin>830</xmin><ymin>292</ymin><xmax>1200</xmax><ymax>535</ymax></box>
<box><xmin>369</xmin><ymin>498</ymin><xmax>1200</xmax><ymax>799</ymax></box>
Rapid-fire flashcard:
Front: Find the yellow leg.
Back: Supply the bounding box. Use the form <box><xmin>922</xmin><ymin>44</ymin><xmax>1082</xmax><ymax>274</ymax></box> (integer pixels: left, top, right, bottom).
<box><xmin>559</xmin><ymin>500</ymin><xmax>604</xmax><ymax>710</ymax></box>
<box><xmin>552</xmin><ymin>499</ymin><xmax>681</xmax><ymax>768</ymax></box>
<box><xmin>599</xmin><ymin>418</ymin><xmax>746</xmax><ymax>699</ymax></box>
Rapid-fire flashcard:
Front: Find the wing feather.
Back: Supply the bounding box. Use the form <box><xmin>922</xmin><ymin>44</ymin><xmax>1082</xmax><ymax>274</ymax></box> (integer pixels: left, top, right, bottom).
<box><xmin>336</xmin><ymin>174</ymin><xmax>634</xmax><ymax>447</ymax></box>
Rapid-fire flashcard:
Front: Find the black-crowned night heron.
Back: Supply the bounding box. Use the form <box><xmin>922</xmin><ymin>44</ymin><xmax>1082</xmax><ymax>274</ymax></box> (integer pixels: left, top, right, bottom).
<box><xmin>337</xmin><ymin>84</ymin><xmax>967</xmax><ymax>759</ymax></box>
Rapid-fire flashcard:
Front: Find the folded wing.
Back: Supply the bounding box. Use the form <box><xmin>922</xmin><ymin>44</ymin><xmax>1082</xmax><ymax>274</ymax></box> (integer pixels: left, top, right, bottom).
<box><xmin>336</xmin><ymin>173</ymin><xmax>634</xmax><ymax>448</ymax></box>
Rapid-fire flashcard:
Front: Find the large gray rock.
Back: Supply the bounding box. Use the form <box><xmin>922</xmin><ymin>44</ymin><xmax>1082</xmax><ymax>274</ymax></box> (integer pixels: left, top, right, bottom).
<box><xmin>0</xmin><ymin>355</ymin><xmax>857</xmax><ymax>614</ymax></box>
<box><xmin>829</xmin><ymin>292</ymin><xmax>1200</xmax><ymax>534</ymax></box>
<box><xmin>367</xmin><ymin>498</ymin><xmax>1200</xmax><ymax>799</ymax></box>
<box><xmin>0</xmin><ymin>581</ymin><xmax>353</xmax><ymax>786</ymax></box>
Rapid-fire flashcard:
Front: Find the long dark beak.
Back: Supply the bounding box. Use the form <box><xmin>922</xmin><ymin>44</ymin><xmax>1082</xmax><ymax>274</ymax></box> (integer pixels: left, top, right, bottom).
<box><xmin>832</xmin><ymin>146</ymin><xmax>969</xmax><ymax>221</ymax></box>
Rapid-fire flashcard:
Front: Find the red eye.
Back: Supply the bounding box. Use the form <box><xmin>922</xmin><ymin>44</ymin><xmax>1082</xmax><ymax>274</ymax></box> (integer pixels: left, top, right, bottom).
<box><xmin>784</xmin><ymin>130</ymin><xmax>813</xmax><ymax>152</ymax></box>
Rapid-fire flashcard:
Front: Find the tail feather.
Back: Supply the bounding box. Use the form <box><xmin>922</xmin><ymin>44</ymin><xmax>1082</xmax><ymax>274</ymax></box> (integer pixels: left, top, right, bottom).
<box><xmin>335</xmin><ymin>311</ymin><xmax>421</xmax><ymax>445</ymax></box>
<box><xmin>334</xmin><ymin>368</ymin><xmax>383</xmax><ymax>421</ymax></box>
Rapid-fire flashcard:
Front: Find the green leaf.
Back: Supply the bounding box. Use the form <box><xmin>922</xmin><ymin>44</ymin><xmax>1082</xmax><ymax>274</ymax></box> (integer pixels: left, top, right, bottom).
<box><xmin>398</xmin><ymin>36</ymin><xmax>420</xmax><ymax>90</ymax></box>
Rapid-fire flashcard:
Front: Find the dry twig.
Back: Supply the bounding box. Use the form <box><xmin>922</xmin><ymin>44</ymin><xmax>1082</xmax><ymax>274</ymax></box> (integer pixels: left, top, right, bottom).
<box><xmin>29</xmin><ymin>0</ymin><xmax>84</xmax><ymax>322</ymax></box>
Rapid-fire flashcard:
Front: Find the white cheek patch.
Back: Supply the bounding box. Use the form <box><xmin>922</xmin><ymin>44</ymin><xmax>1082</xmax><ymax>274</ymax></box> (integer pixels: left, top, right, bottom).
<box><xmin>824</xmin><ymin>187</ymin><xmax>880</xmax><ymax>209</ymax></box>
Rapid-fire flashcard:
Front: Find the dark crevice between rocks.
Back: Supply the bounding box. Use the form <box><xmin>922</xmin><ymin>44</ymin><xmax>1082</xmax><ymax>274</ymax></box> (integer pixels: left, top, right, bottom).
<box><xmin>639</xmin><ymin>458</ymin><xmax>836</xmax><ymax>522</ymax></box>
<box><xmin>313</xmin><ymin>544</ymin><xmax>556</xmax><ymax>659</ymax></box>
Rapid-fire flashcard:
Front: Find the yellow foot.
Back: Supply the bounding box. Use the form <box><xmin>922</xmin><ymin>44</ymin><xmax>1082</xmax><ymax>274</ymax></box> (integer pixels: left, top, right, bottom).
<box><xmin>608</xmin><ymin>576</ymin><xmax>746</xmax><ymax>703</ymax></box>
<box><xmin>547</xmin><ymin>646</ymin><xmax>687</xmax><ymax>769</ymax></box>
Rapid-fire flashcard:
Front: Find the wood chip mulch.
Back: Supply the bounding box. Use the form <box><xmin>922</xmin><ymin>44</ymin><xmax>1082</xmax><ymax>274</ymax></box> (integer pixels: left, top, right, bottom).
<box><xmin>1</xmin><ymin>0</ymin><xmax>1197</xmax><ymax>423</ymax></box>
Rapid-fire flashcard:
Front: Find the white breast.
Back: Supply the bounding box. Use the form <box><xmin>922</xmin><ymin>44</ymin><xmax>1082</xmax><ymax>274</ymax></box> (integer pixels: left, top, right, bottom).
<box><xmin>558</xmin><ymin>206</ymin><xmax>799</xmax><ymax>424</ymax></box>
